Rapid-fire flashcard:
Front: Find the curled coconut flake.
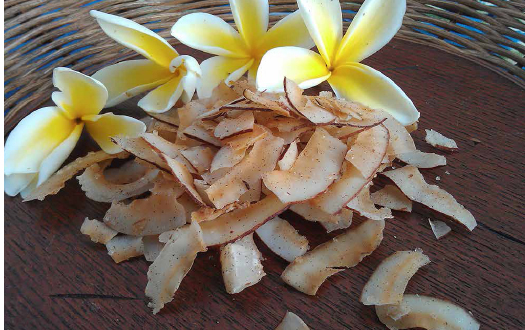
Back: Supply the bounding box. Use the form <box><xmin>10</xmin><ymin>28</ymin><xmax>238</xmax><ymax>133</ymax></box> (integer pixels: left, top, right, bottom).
<box><xmin>397</xmin><ymin>150</ymin><xmax>447</xmax><ymax>168</ymax></box>
<box><xmin>145</xmin><ymin>221</ymin><xmax>207</xmax><ymax>314</ymax></box>
<box><xmin>425</xmin><ymin>129</ymin><xmax>458</xmax><ymax>151</ymax></box>
<box><xmin>346</xmin><ymin>185</ymin><xmax>393</xmax><ymax>221</ymax></box>
<box><xmin>255</xmin><ymin>217</ymin><xmax>309</xmax><ymax>262</ymax></box>
<box><xmin>111</xmin><ymin>136</ymin><xmax>169</xmax><ymax>170</ymax></box>
<box><xmin>370</xmin><ymin>185</ymin><xmax>412</xmax><ymax>212</ymax></box>
<box><xmin>106</xmin><ymin>235</ymin><xmax>144</xmax><ymax>263</ymax></box>
<box><xmin>220</xmin><ymin>233</ymin><xmax>265</xmax><ymax>294</ymax></box>
<box><xmin>281</xmin><ymin>219</ymin><xmax>384</xmax><ymax>295</ymax></box>
<box><xmin>143</xmin><ymin>235</ymin><xmax>165</xmax><ymax>262</ymax></box>
<box><xmin>191</xmin><ymin>201</ymin><xmax>250</xmax><ymax>223</ymax></box>
<box><xmin>23</xmin><ymin>151</ymin><xmax>128</xmax><ymax>201</ymax></box>
<box><xmin>361</xmin><ymin>249</ymin><xmax>430</xmax><ymax>305</ymax></box>
<box><xmin>162</xmin><ymin>154</ymin><xmax>206</xmax><ymax>206</ymax></box>
<box><xmin>210</xmin><ymin>145</ymin><xmax>247</xmax><ymax>173</ymax></box>
<box><xmin>345</xmin><ymin>124</ymin><xmax>389</xmax><ymax>179</ymax></box>
<box><xmin>321</xmin><ymin>213</ymin><xmax>353</xmax><ymax>233</ymax></box>
<box><xmin>275</xmin><ymin>311</ymin><xmax>310</xmax><ymax>330</ymax></box>
<box><xmin>180</xmin><ymin>146</ymin><xmax>215</xmax><ymax>173</ymax></box>
<box><xmin>80</xmin><ymin>218</ymin><xmax>118</xmax><ymax>244</ymax></box>
<box><xmin>429</xmin><ymin>219</ymin><xmax>452</xmax><ymax>239</ymax></box>
<box><xmin>375</xmin><ymin>294</ymin><xmax>480</xmax><ymax>330</ymax></box>
<box><xmin>277</xmin><ymin>140</ymin><xmax>299</xmax><ymax>171</ymax></box>
<box><xmin>214</xmin><ymin>111</ymin><xmax>254</xmax><ymax>139</ymax></box>
<box><xmin>383</xmin><ymin>166</ymin><xmax>477</xmax><ymax>231</ymax></box>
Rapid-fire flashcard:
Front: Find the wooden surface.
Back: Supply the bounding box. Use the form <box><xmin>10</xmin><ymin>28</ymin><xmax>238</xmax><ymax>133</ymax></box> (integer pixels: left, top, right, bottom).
<box><xmin>5</xmin><ymin>39</ymin><xmax>525</xmax><ymax>330</ymax></box>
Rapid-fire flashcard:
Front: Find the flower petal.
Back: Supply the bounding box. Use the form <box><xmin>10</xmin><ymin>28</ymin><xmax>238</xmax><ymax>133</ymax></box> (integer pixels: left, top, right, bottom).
<box><xmin>52</xmin><ymin>67</ymin><xmax>108</xmax><ymax>119</ymax></box>
<box><xmin>171</xmin><ymin>13</ymin><xmax>249</xmax><ymax>58</ymax></box>
<box><xmin>197</xmin><ymin>56</ymin><xmax>254</xmax><ymax>99</ymax></box>
<box><xmin>335</xmin><ymin>0</ymin><xmax>406</xmax><ymax>65</ymax></box>
<box><xmin>230</xmin><ymin>0</ymin><xmax>268</xmax><ymax>50</ymax></box>
<box><xmin>4</xmin><ymin>173</ymin><xmax>37</xmax><ymax>197</ymax></box>
<box><xmin>328</xmin><ymin>63</ymin><xmax>419</xmax><ymax>126</ymax></box>
<box><xmin>137</xmin><ymin>75</ymin><xmax>184</xmax><ymax>113</ymax></box>
<box><xmin>92</xmin><ymin>59</ymin><xmax>172</xmax><ymax>108</ymax></box>
<box><xmin>37</xmin><ymin>123</ymin><xmax>84</xmax><ymax>186</ymax></box>
<box><xmin>256</xmin><ymin>46</ymin><xmax>330</xmax><ymax>92</ymax></box>
<box><xmin>257</xmin><ymin>10</ymin><xmax>315</xmax><ymax>53</ymax></box>
<box><xmin>297</xmin><ymin>0</ymin><xmax>342</xmax><ymax>67</ymax></box>
<box><xmin>91</xmin><ymin>10</ymin><xmax>178</xmax><ymax>68</ymax></box>
<box><xmin>84</xmin><ymin>113</ymin><xmax>147</xmax><ymax>154</ymax></box>
<box><xmin>4</xmin><ymin>106</ymin><xmax>76</xmax><ymax>175</ymax></box>
<box><xmin>169</xmin><ymin>55</ymin><xmax>202</xmax><ymax>76</ymax></box>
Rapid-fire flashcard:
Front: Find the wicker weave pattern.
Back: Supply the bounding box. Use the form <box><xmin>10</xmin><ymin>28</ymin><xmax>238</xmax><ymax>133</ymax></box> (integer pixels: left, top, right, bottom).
<box><xmin>4</xmin><ymin>0</ymin><xmax>525</xmax><ymax>130</ymax></box>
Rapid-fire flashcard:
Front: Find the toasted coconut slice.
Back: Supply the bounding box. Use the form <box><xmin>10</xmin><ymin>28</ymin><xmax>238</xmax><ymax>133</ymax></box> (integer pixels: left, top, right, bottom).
<box><xmin>379</xmin><ymin>303</ymin><xmax>411</xmax><ymax>321</ymax></box>
<box><xmin>163</xmin><ymin>155</ymin><xmax>206</xmax><ymax>206</ymax></box>
<box><xmin>290</xmin><ymin>201</ymin><xmax>346</xmax><ymax>224</ymax></box>
<box><xmin>106</xmin><ymin>235</ymin><xmax>144</xmax><ymax>263</ymax></box>
<box><xmin>264</xmin><ymin>128</ymin><xmax>346</xmax><ymax>204</ymax></box>
<box><xmin>145</xmin><ymin>221</ymin><xmax>207</xmax><ymax>314</ymax></box>
<box><xmin>255</xmin><ymin>217</ymin><xmax>309</xmax><ymax>262</ymax></box>
<box><xmin>275</xmin><ymin>311</ymin><xmax>310</xmax><ymax>330</ymax></box>
<box><xmin>361</xmin><ymin>249</ymin><xmax>430</xmax><ymax>305</ymax></box>
<box><xmin>429</xmin><ymin>219</ymin><xmax>452</xmax><ymax>239</ymax></box>
<box><xmin>345</xmin><ymin>124</ymin><xmax>389</xmax><ymax>179</ymax></box>
<box><xmin>321</xmin><ymin>212</ymin><xmax>353</xmax><ymax>233</ymax></box>
<box><xmin>376</xmin><ymin>295</ymin><xmax>480</xmax><ymax>330</ymax></box>
<box><xmin>266</xmin><ymin>117</ymin><xmax>311</xmax><ymax>133</ymax></box>
<box><xmin>210</xmin><ymin>145</ymin><xmax>247</xmax><ymax>173</ymax></box>
<box><xmin>142</xmin><ymin>132</ymin><xmax>201</xmax><ymax>173</ymax></box>
<box><xmin>278</xmin><ymin>140</ymin><xmax>299</xmax><ymax>171</ymax></box>
<box><xmin>178</xmin><ymin>101</ymin><xmax>208</xmax><ymax>134</ymax></box>
<box><xmin>180</xmin><ymin>146</ymin><xmax>214</xmax><ymax>173</ymax></box>
<box><xmin>273</xmin><ymin>126</ymin><xmax>314</xmax><ymax>145</ymax></box>
<box><xmin>383</xmin><ymin>166</ymin><xmax>477</xmax><ymax>230</ymax></box>
<box><xmin>313</xmin><ymin>95</ymin><xmax>364</xmax><ymax>119</ymax></box>
<box><xmin>312</xmin><ymin>164</ymin><xmax>371</xmax><ymax>215</ymax></box>
<box><xmin>397</xmin><ymin>151</ymin><xmax>446</xmax><ymax>168</ymax></box>
<box><xmin>183</xmin><ymin>123</ymin><xmax>222</xmax><ymax>147</ymax></box>
<box><xmin>191</xmin><ymin>201</ymin><xmax>250</xmax><ymax>223</ymax></box>
<box><xmin>200</xmin><ymin>167</ymin><xmax>231</xmax><ymax>185</ymax></box>
<box><xmin>214</xmin><ymin>112</ymin><xmax>254</xmax><ymax>139</ymax></box>
<box><xmin>104</xmin><ymin>180</ymin><xmax>187</xmax><ymax>236</ymax></box>
<box><xmin>281</xmin><ymin>219</ymin><xmax>384</xmax><ymax>295</ymax></box>
<box><xmin>104</xmin><ymin>159</ymin><xmax>150</xmax><ymax>184</ymax></box>
<box><xmin>243</xmin><ymin>89</ymin><xmax>291</xmax><ymax>117</ymax></box>
<box><xmin>346</xmin><ymin>186</ymin><xmax>393</xmax><ymax>220</ymax></box>
<box><xmin>201</xmin><ymin>194</ymin><xmax>287</xmax><ymax>246</ymax></box>
<box><xmin>80</xmin><ymin>218</ymin><xmax>118</xmax><ymax>244</ymax></box>
<box><xmin>23</xmin><ymin>151</ymin><xmax>128</xmax><ymax>201</ymax></box>
<box><xmin>112</xmin><ymin>136</ymin><xmax>169</xmax><ymax>170</ymax></box>
<box><xmin>222</xmin><ymin>124</ymin><xmax>268</xmax><ymax>150</ymax></box>
<box><xmin>425</xmin><ymin>129</ymin><xmax>458</xmax><ymax>151</ymax></box>
<box><xmin>78</xmin><ymin>161</ymin><xmax>159</xmax><ymax>203</ymax></box>
<box><xmin>149</xmin><ymin>120</ymin><xmax>178</xmax><ymax>141</ymax></box>
<box><xmin>147</xmin><ymin>110</ymin><xmax>180</xmax><ymax>127</ymax></box>
<box><xmin>371</xmin><ymin>185</ymin><xmax>413</xmax><ymax>212</ymax></box>
<box><xmin>220</xmin><ymin>234</ymin><xmax>266</xmax><ymax>294</ymax></box>
<box><xmin>298</xmin><ymin>99</ymin><xmax>338</xmax><ymax>124</ymax></box>
<box><xmin>206</xmin><ymin>135</ymin><xmax>284</xmax><ymax>209</ymax></box>
<box><xmin>143</xmin><ymin>235</ymin><xmax>165</xmax><ymax>262</ymax></box>
<box><xmin>193</xmin><ymin>179</ymin><xmax>213</xmax><ymax>206</ymax></box>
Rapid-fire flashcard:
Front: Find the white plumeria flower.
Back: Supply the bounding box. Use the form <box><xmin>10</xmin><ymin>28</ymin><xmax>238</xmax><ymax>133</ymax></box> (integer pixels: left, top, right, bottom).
<box><xmin>90</xmin><ymin>11</ymin><xmax>201</xmax><ymax>113</ymax></box>
<box><xmin>256</xmin><ymin>0</ymin><xmax>420</xmax><ymax>126</ymax></box>
<box><xmin>171</xmin><ymin>0</ymin><xmax>314</xmax><ymax>98</ymax></box>
<box><xmin>4</xmin><ymin>68</ymin><xmax>146</xmax><ymax>197</ymax></box>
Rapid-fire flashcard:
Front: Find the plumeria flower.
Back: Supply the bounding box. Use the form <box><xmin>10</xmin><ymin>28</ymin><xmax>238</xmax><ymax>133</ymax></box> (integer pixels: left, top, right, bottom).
<box><xmin>256</xmin><ymin>0</ymin><xmax>419</xmax><ymax>126</ymax></box>
<box><xmin>4</xmin><ymin>68</ymin><xmax>146</xmax><ymax>197</ymax></box>
<box><xmin>90</xmin><ymin>11</ymin><xmax>201</xmax><ymax>113</ymax></box>
<box><xmin>171</xmin><ymin>0</ymin><xmax>314</xmax><ymax>98</ymax></box>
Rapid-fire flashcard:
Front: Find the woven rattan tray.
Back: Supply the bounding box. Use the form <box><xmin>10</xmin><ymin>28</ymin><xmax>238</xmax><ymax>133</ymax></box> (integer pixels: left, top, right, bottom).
<box><xmin>4</xmin><ymin>0</ymin><xmax>525</xmax><ymax>130</ymax></box>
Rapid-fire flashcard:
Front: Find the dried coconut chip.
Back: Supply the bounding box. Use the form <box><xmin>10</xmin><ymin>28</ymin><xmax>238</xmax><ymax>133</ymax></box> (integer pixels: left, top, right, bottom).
<box><xmin>281</xmin><ymin>219</ymin><xmax>384</xmax><ymax>295</ymax></box>
<box><xmin>112</xmin><ymin>136</ymin><xmax>169</xmax><ymax>171</ymax></box>
<box><xmin>193</xmin><ymin>179</ymin><xmax>213</xmax><ymax>206</ymax></box>
<box><xmin>183</xmin><ymin>123</ymin><xmax>222</xmax><ymax>147</ymax></box>
<box><xmin>429</xmin><ymin>219</ymin><xmax>452</xmax><ymax>239</ymax></box>
<box><xmin>220</xmin><ymin>233</ymin><xmax>266</xmax><ymax>294</ymax></box>
<box><xmin>361</xmin><ymin>249</ymin><xmax>430</xmax><ymax>305</ymax></box>
<box><xmin>425</xmin><ymin>129</ymin><xmax>458</xmax><ymax>151</ymax></box>
<box><xmin>200</xmin><ymin>194</ymin><xmax>288</xmax><ymax>247</ymax></box>
<box><xmin>370</xmin><ymin>185</ymin><xmax>412</xmax><ymax>212</ymax></box>
<box><xmin>210</xmin><ymin>145</ymin><xmax>247</xmax><ymax>173</ymax></box>
<box><xmin>103</xmin><ymin>159</ymin><xmax>150</xmax><ymax>184</ymax></box>
<box><xmin>321</xmin><ymin>213</ymin><xmax>353</xmax><ymax>233</ymax></box>
<box><xmin>78</xmin><ymin>161</ymin><xmax>159</xmax><ymax>203</ymax></box>
<box><xmin>162</xmin><ymin>154</ymin><xmax>206</xmax><ymax>206</ymax></box>
<box><xmin>255</xmin><ymin>217</ymin><xmax>309</xmax><ymax>262</ymax></box>
<box><xmin>275</xmin><ymin>312</ymin><xmax>310</xmax><ymax>330</ymax></box>
<box><xmin>145</xmin><ymin>221</ymin><xmax>207</xmax><ymax>314</ymax></box>
<box><xmin>383</xmin><ymin>166</ymin><xmax>477</xmax><ymax>230</ymax></box>
<box><xmin>106</xmin><ymin>235</ymin><xmax>144</xmax><ymax>263</ymax></box>
<box><xmin>143</xmin><ymin>235</ymin><xmax>165</xmax><ymax>262</ymax></box>
<box><xmin>179</xmin><ymin>146</ymin><xmax>215</xmax><ymax>173</ymax></box>
<box><xmin>266</xmin><ymin>117</ymin><xmax>311</xmax><ymax>133</ymax></box>
<box><xmin>345</xmin><ymin>124</ymin><xmax>389</xmax><ymax>179</ymax></box>
<box><xmin>23</xmin><ymin>151</ymin><xmax>128</xmax><ymax>201</ymax></box>
<box><xmin>397</xmin><ymin>150</ymin><xmax>446</xmax><ymax>168</ymax></box>
<box><xmin>222</xmin><ymin>124</ymin><xmax>268</xmax><ymax>150</ymax></box>
<box><xmin>290</xmin><ymin>201</ymin><xmax>349</xmax><ymax>224</ymax></box>
<box><xmin>191</xmin><ymin>201</ymin><xmax>250</xmax><ymax>223</ymax></box>
<box><xmin>80</xmin><ymin>218</ymin><xmax>118</xmax><ymax>244</ymax></box>
<box><xmin>103</xmin><ymin>180</ymin><xmax>187</xmax><ymax>236</ymax></box>
<box><xmin>375</xmin><ymin>294</ymin><xmax>479</xmax><ymax>330</ymax></box>
<box><xmin>264</xmin><ymin>128</ymin><xmax>346</xmax><ymax>204</ymax></box>
<box><xmin>147</xmin><ymin>110</ymin><xmax>180</xmax><ymax>127</ymax></box>
<box><xmin>214</xmin><ymin>111</ymin><xmax>254</xmax><ymax>139</ymax></box>
<box><xmin>148</xmin><ymin>120</ymin><xmax>178</xmax><ymax>141</ymax></box>
<box><xmin>277</xmin><ymin>140</ymin><xmax>299</xmax><ymax>171</ymax></box>
<box><xmin>243</xmin><ymin>89</ymin><xmax>291</xmax><ymax>117</ymax></box>
<box><xmin>346</xmin><ymin>185</ymin><xmax>393</xmax><ymax>220</ymax></box>
<box><xmin>142</xmin><ymin>132</ymin><xmax>197</xmax><ymax>173</ymax></box>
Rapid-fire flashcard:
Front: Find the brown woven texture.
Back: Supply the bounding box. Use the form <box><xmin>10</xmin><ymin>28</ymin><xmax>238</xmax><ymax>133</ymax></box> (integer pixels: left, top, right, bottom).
<box><xmin>4</xmin><ymin>0</ymin><xmax>525</xmax><ymax>131</ymax></box>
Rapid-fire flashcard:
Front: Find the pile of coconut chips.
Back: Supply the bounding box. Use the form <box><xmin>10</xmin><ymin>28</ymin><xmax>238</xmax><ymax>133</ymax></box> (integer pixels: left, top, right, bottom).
<box><xmin>24</xmin><ymin>78</ymin><xmax>479</xmax><ymax>329</ymax></box>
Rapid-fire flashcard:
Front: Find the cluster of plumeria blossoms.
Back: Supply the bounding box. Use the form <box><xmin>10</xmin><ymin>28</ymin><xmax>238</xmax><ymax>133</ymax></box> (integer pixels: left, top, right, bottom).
<box><xmin>4</xmin><ymin>0</ymin><xmax>419</xmax><ymax>197</ymax></box>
